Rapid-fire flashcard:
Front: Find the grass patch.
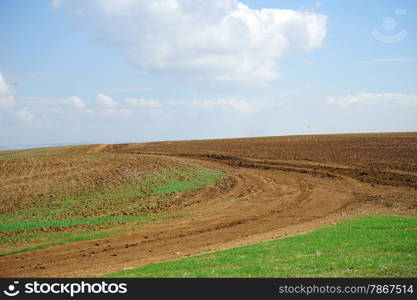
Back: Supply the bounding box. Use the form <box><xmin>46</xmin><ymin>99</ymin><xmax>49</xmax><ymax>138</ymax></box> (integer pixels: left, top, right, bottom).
<box><xmin>105</xmin><ymin>216</ymin><xmax>417</xmax><ymax>278</ymax></box>
<box><xmin>0</xmin><ymin>167</ymin><xmax>225</xmax><ymax>230</ymax></box>
<box><xmin>0</xmin><ymin>210</ymin><xmax>184</xmax><ymax>256</ymax></box>
<box><xmin>0</xmin><ymin>165</ymin><xmax>225</xmax><ymax>256</ymax></box>
<box><xmin>141</xmin><ymin>168</ymin><xmax>223</xmax><ymax>196</ymax></box>
<box><xmin>0</xmin><ymin>215</ymin><xmax>148</xmax><ymax>232</ymax></box>
<box><xmin>0</xmin><ymin>232</ymin><xmax>110</xmax><ymax>257</ymax></box>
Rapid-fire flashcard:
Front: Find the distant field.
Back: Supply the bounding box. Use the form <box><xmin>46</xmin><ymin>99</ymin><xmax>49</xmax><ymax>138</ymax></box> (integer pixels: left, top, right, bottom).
<box><xmin>106</xmin><ymin>216</ymin><xmax>417</xmax><ymax>278</ymax></box>
<box><xmin>0</xmin><ymin>133</ymin><xmax>416</xmax><ymax>277</ymax></box>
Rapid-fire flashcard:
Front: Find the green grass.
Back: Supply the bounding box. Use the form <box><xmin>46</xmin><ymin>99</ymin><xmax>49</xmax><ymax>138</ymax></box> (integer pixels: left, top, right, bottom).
<box><xmin>0</xmin><ymin>215</ymin><xmax>152</xmax><ymax>232</ymax></box>
<box><xmin>0</xmin><ymin>167</ymin><xmax>225</xmax><ymax>231</ymax></box>
<box><xmin>0</xmin><ymin>231</ymin><xmax>111</xmax><ymax>257</ymax></box>
<box><xmin>105</xmin><ymin>216</ymin><xmax>417</xmax><ymax>278</ymax></box>
<box><xmin>141</xmin><ymin>168</ymin><xmax>223</xmax><ymax>196</ymax></box>
<box><xmin>0</xmin><ymin>165</ymin><xmax>225</xmax><ymax>256</ymax></box>
<box><xmin>0</xmin><ymin>210</ymin><xmax>184</xmax><ymax>257</ymax></box>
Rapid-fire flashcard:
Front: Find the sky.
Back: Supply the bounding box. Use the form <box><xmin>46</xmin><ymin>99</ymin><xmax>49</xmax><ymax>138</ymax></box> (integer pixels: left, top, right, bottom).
<box><xmin>0</xmin><ymin>0</ymin><xmax>416</xmax><ymax>149</ymax></box>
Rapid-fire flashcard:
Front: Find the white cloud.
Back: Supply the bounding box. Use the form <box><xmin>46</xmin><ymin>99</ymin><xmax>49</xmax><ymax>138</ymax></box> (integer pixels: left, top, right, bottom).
<box><xmin>97</xmin><ymin>93</ymin><xmax>117</xmax><ymax>107</ymax></box>
<box><xmin>98</xmin><ymin>95</ymin><xmax>264</xmax><ymax>115</ymax></box>
<box><xmin>60</xmin><ymin>96</ymin><xmax>86</xmax><ymax>109</ymax></box>
<box><xmin>0</xmin><ymin>72</ymin><xmax>15</xmax><ymax>107</ymax></box>
<box><xmin>17</xmin><ymin>108</ymin><xmax>33</xmax><ymax>122</ymax></box>
<box><xmin>55</xmin><ymin>0</ymin><xmax>327</xmax><ymax>84</ymax></box>
<box><xmin>328</xmin><ymin>93</ymin><xmax>417</xmax><ymax>107</ymax></box>
<box><xmin>51</xmin><ymin>0</ymin><xmax>62</xmax><ymax>9</ymax></box>
<box><xmin>99</xmin><ymin>108</ymin><xmax>132</xmax><ymax>118</ymax></box>
<box><xmin>167</xmin><ymin>98</ymin><xmax>264</xmax><ymax>113</ymax></box>
<box><xmin>125</xmin><ymin>98</ymin><xmax>161</xmax><ymax>108</ymax></box>
<box><xmin>189</xmin><ymin>99</ymin><xmax>257</xmax><ymax>113</ymax></box>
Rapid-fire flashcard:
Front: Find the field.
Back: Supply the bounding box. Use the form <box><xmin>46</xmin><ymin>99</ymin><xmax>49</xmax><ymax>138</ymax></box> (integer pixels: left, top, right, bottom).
<box><xmin>0</xmin><ymin>132</ymin><xmax>416</xmax><ymax>277</ymax></box>
<box><xmin>106</xmin><ymin>216</ymin><xmax>417</xmax><ymax>278</ymax></box>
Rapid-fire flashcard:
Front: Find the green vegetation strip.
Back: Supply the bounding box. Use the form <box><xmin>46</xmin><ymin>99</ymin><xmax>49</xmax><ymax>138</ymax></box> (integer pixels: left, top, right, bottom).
<box><xmin>0</xmin><ymin>232</ymin><xmax>110</xmax><ymax>257</ymax></box>
<box><xmin>105</xmin><ymin>216</ymin><xmax>417</xmax><ymax>278</ymax></box>
<box><xmin>0</xmin><ymin>211</ymin><xmax>183</xmax><ymax>257</ymax></box>
<box><xmin>0</xmin><ymin>166</ymin><xmax>226</xmax><ymax>256</ymax></box>
<box><xmin>0</xmin><ymin>215</ymin><xmax>147</xmax><ymax>232</ymax></box>
<box><xmin>143</xmin><ymin>169</ymin><xmax>223</xmax><ymax>196</ymax></box>
<box><xmin>0</xmin><ymin>168</ymin><xmax>225</xmax><ymax>232</ymax></box>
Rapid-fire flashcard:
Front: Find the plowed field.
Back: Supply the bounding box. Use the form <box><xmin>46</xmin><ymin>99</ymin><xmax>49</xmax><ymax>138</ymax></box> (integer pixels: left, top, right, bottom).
<box><xmin>0</xmin><ymin>133</ymin><xmax>416</xmax><ymax>277</ymax></box>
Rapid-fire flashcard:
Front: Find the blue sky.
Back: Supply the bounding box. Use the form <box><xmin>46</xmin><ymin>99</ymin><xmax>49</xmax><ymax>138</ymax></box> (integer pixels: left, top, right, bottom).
<box><xmin>0</xmin><ymin>0</ymin><xmax>416</xmax><ymax>149</ymax></box>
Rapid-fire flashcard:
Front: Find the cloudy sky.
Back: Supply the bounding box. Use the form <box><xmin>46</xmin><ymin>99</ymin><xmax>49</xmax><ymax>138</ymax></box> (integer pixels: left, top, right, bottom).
<box><xmin>1</xmin><ymin>0</ymin><xmax>416</xmax><ymax>149</ymax></box>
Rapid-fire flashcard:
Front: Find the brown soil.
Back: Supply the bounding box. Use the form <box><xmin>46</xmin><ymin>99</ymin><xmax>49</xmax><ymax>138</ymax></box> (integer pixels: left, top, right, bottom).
<box><xmin>0</xmin><ymin>151</ymin><xmax>181</xmax><ymax>215</ymax></box>
<box><xmin>0</xmin><ymin>132</ymin><xmax>416</xmax><ymax>277</ymax></box>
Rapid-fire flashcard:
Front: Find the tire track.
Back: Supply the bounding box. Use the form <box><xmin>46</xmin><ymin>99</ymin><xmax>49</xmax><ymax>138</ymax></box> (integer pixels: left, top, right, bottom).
<box><xmin>0</xmin><ymin>155</ymin><xmax>372</xmax><ymax>277</ymax></box>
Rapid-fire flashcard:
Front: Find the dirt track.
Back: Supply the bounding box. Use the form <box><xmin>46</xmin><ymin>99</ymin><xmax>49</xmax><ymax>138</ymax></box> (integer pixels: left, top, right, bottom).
<box><xmin>0</xmin><ymin>133</ymin><xmax>416</xmax><ymax>277</ymax></box>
